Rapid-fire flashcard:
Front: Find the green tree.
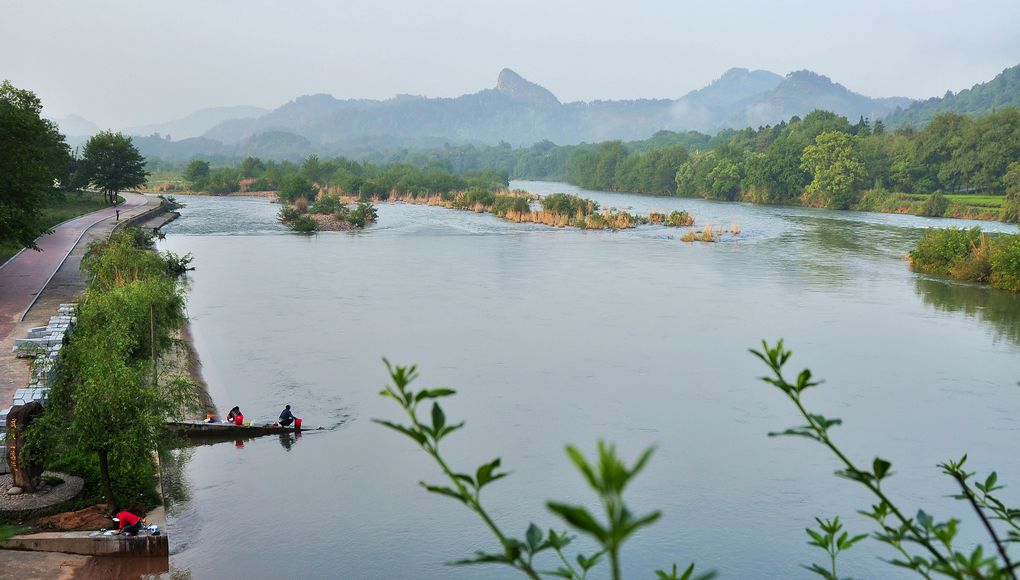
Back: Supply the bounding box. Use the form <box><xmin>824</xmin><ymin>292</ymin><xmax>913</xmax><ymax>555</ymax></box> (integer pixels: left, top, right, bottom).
<box><xmin>240</xmin><ymin>156</ymin><xmax>266</xmax><ymax>178</ymax></box>
<box><xmin>707</xmin><ymin>158</ymin><xmax>740</xmax><ymax>200</ymax></box>
<box><xmin>183</xmin><ymin>159</ymin><xmax>211</xmax><ymax>189</ymax></box>
<box><xmin>28</xmin><ymin>231</ymin><xmax>195</xmax><ymax>507</ymax></box>
<box><xmin>1002</xmin><ymin>161</ymin><xmax>1020</xmax><ymax>223</ymax></box>
<box><xmin>278</xmin><ymin>173</ymin><xmax>317</xmax><ymax>202</ymax></box>
<box><xmin>79</xmin><ymin>131</ymin><xmax>148</xmax><ymax>205</ymax></box>
<box><xmin>800</xmin><ymin>131</ymin><xmax>866</xmax><ymax>209</ymax></box>
<box><xmin>0</xmin><ymin>80</ymin><xmax>71</xmax><ymax>248</ymax></box>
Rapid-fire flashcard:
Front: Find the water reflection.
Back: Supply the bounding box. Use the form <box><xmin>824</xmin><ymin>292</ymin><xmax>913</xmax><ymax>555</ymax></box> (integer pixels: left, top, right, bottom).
<box><xmin>915</xmin><ymin>276</ymin><xmax>1020</xmax><ymax>347</ymax></box>
<box><xmin>278</xmin><ymin>431</ymin><xmax>301</xmax><ymax>451</ymax></box>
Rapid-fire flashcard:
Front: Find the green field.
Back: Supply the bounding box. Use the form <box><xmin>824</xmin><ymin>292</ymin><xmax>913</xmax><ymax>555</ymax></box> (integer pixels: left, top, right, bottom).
<box><xmin>0</xmin><ymin>191</ymin><xmax>116</xmax><ymax>264</ymax></box>
<box><xmin>907</xmin><ymin>193</ymin><xmax>1005</xmax><ymax>208</ymax></box>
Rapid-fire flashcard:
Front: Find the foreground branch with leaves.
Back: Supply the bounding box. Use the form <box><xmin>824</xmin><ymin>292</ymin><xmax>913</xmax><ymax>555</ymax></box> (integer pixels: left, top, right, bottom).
<box><xmin>754</xmin><ymin>340</ymin><xmax>1018</xmax><ymax>579</ymax></box>
<box><xmin>375</xmin><ymin>342</ymin><xmax>1017</xmax><ymax>578</ymax></box>
<box><xmin>374</xmin><ymin>360</ymin><xmax>712</xmax><ymax>580</ymax></box>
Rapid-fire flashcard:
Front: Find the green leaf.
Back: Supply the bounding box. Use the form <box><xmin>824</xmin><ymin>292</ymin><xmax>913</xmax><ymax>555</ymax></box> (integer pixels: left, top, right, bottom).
<box><xmin>450</xmin><ymin>551</ymin><xmax>514</xmax><ymax>566</ymax></box>
<box><xmin>372</xmin><ymin>419</ymin><xmax>426</xmax><ymax>445</ymax></box>
<box><xmin>802</xmin><ymin>563</ymin><xmax>836</xmax><ymax>579</ymax></box>
<box><xmin>526</xmin><ymin>522</ymin><xmax>542</xmax><ymax>552</ymax></box>
<box><xmin>475</xmin><ymin>458</ymin><xmax>508</xmax><ymax>489</ymax></box>
<box><xmin>547</xmin><ymin>502</ymin><xmax>608</xmax><ymax>542</ymax></box>
<box><xmin>431</xmin><ymin>402</ymin><xmax>446</xmax><ymax>435</ymax></box>
<box><xmin>984</xmin><ymin>471</ymin><xmax>998</xmax><ymax>491</ymax></box>
<box><xmin>415</xmin><ymin>388</ymin><xmax>457</xmax><ymax>402</ymax></box>
<box><xmin>806</xmin><ymin>528</ymin><xmax>827</xmax><ymax>548</ymax></box>
<box><xmin>576</xmin><ymin>551</ymin><xmax>604</xmax><ymax>571</ymax></box>
<box><xmin>565</xmin><ymin>446</ymin><xmax>599</xmax><ymax>490</ymax></box>
<box><xmin>873</xmin><ymin>457</ymin><xmax>892</xmax><ymax>481</ymax></box>
<box><xmin>418</xmin><ymin>482</ymin><xmax>467</xmax><ymax>503</ymax></box>
<box><xmin>619</xmin><ymin>509</ymin><xmax>662</xmax><ymax>537</ymax></box>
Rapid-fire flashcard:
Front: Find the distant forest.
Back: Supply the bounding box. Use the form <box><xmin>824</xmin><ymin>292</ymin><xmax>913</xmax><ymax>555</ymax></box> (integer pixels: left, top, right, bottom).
<box><xmin>165</xmin><ymin>104</ymin><xmax>1020</xmax><ymax>223</ymax></box>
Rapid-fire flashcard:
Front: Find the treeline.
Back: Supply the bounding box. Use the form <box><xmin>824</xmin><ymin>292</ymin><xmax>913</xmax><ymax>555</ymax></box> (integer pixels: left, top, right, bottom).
<box><xmin>170</xmin><ymin>106</ymin><xmax>1020</xmax><ymax>221</ymax></box>
<box><xmin>568</xmin><ymin>109</ymin><xmax>1019</xmax><ymax>212</ymax></box>
<box><xmin>181</xmin><ymin>156</ymin><xmax>510</xmax><ymax>201</ymax></box>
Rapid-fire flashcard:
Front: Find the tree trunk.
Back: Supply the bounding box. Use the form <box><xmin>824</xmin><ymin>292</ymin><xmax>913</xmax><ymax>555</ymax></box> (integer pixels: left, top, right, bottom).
<box><xmin>97</xmin><ymin>448</ymin><xmax>117</xmax><ymax>509</ymax></box>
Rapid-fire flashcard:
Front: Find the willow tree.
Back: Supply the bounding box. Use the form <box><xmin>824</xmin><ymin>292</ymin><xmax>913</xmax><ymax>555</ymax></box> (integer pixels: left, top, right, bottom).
<box><xmin>27</xmin><ymin>231</ymin><xmax>196</xmax><ymax>507</ymax></box>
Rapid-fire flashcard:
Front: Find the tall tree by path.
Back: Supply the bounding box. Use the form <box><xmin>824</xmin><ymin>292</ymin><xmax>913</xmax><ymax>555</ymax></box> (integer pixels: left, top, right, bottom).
<box><xmin>79</xmin><ymin>131</ymin><xmax>148</xmax><ymax>205</ymax></box>
<box><xmin>0</xmin><ymin>80</ymin><xmax>71</xmax><ymax>249</ymax></box>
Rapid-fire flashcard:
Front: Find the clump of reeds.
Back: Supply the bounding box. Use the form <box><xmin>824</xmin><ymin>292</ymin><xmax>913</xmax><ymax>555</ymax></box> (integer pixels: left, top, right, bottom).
<box><xmin>680</xmin><ymin>227</ymin><xmax>716</xmax><ymax>243</ymax></box>
<box><xmin>666</xmin><ymin>210</ymin><xmax>694</xmax><ymax>227</ymax></box>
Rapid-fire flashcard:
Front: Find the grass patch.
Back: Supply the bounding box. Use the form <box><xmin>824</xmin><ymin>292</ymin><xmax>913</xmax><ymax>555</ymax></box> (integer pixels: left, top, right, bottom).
<box><xmin>906</xmin><ymin>194</ymin><xmax>1005</xmax><ymax>208</ymax></box>
<box><xmin>0</xmin><ymin>191</ymin><xmax>118</xmax><ymax>264</ymax></box>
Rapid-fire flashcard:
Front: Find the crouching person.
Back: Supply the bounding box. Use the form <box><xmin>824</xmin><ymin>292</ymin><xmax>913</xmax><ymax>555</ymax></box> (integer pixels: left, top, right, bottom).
<box><xmin>112</xmin><ymin>509</ymin><xmax>143</xmax><ymax>536</ymax></box>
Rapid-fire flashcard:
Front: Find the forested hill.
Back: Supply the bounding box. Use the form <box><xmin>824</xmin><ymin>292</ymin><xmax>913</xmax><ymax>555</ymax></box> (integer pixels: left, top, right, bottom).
<box><xmin>136</xmin><ymin>67</ymin><xmax>911</xmax><ymax>163</ymax></box>
<box><xmin>882</xmin><ymin>63</ymin><xmax>1020</xmax><ymax>127</ymax></box>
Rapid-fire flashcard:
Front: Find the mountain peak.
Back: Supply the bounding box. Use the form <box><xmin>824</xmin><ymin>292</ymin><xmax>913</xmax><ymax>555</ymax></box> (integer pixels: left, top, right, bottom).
<box><xmin>496</xmin><ymin>68</ymin><xmax>560</xmax><ymax>107</ymax></box>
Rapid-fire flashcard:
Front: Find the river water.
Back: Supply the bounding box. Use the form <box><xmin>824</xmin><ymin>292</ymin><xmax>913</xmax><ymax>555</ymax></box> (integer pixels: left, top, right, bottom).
<box><xmin>157</xmin><ymin>182</ymin><xmax>1020</xmax><ymax>579</ymax></box>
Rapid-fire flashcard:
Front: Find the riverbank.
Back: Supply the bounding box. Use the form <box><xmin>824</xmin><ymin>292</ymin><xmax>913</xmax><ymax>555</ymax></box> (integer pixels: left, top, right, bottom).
<box><xmin>0</xmin><ymin>201</ymin><xmax>201</xmax><ymax>579</ymax></box>
<box><xmin>0</xmin><ymin>193</ymin><xmax>158</xmax><ymax>405</ymax></box>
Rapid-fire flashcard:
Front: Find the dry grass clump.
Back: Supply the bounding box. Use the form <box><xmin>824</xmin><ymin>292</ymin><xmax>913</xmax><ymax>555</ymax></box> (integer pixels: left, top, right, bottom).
<box><xmin>679</xmin><ymin>223</ymin><xmax>741</xmax><ymax>243</ymax></box>
<box><xmin>680</xmin><ymin>227</ymin><xmax>716</xmax><ymax>243</ymax></box>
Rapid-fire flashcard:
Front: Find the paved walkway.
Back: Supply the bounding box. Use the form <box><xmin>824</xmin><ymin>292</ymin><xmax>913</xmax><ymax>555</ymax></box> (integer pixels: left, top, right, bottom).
<box><xmin>0</xmin><ymin>192</ymin><xmax>159</xmax><ymax>402</ymax></box>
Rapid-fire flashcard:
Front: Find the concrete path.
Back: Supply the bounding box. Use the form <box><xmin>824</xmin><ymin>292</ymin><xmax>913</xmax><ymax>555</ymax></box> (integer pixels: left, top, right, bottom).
<box><xmin>0</xmin><ymin>192</ymin><xmax>159</xmax><ymax>402</ymax></box>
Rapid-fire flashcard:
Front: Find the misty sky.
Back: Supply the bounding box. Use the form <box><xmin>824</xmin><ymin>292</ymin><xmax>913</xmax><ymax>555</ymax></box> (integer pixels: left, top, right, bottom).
<box><xmin>2</xmin><ymin>0</ymin><xmax>1019</xmax><ymax>129</ymax></box>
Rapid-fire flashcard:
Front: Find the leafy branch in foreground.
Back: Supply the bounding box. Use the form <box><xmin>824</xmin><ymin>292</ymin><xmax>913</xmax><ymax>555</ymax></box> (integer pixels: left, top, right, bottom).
<box><xmin>804</xmin><ymin>516</ymin><xmax>867</xmax><ymax>579</ymax></box>
<box><xmin>374</xmin><ymin>359</ymin><xmax>712</xmax><ymax>580</ymax></box>
<box><xmin>753</xmin><ymin>339</ymin><xmax>1019</xmax><ymax>580</ymax></box>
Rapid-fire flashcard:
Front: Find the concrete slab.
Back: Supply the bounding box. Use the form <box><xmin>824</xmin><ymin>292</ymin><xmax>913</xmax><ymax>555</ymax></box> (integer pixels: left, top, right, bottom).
<box><xmin>0</xmin><ymin>530</ymin><xmax>168</xmax><ymax>558</ymax></box>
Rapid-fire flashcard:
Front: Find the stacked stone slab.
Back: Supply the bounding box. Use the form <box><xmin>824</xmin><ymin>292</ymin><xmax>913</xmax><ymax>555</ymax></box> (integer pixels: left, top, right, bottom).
<box><xmin>1</xmin><ymin>303</ymin><xmax>77</xmax><ymax>474</ymax></box>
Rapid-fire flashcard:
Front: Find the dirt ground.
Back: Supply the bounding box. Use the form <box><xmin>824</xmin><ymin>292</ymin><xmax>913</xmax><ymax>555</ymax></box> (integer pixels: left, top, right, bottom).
<box><xmin>33</xmin><ymin>503</ymin><xmax>111</xmax><ymax>531</ymax></box>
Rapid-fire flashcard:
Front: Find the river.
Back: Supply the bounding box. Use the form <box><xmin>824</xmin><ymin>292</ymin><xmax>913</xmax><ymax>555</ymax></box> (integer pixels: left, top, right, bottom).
<box><xmin>157</xmin><ymin>182</ymin><xmax>1020</xmax><ymax>579</ymax></box>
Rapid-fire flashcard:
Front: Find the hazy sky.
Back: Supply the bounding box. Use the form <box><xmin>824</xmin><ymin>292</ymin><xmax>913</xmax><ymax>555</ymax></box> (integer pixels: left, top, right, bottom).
<box><xmin>3</xmin><ymin>0</ymin><xmax>1019</xmax><ymax>129</ymax></box>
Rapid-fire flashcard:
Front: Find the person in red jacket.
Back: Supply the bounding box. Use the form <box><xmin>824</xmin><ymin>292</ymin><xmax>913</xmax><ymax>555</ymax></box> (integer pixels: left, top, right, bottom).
<box><xmin>112</xmin><ymin>509</ymin><xmax>143</xmax><ymax>536</ymax></box>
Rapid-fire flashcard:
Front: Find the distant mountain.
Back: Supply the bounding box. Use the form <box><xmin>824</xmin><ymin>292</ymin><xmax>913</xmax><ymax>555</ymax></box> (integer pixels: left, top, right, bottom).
<box><xmin>124</xmin><ymin>105</ymin><xmax>268</xmax><ymax>140</ymax></box>
<box><xmin>495</xmin><ymin>68</ymin><xmax>560</xmax><ymax>107</ymax></box>
<box><xmin>47</xmin><ymin>114</ymin><xmax>101</xmax><ymax>137</ymax></box>
<box><xmin>882</xmin><ymin>63</ymin><xmax>1020</xmax><ymax>127</ymax></box>
<box><xmin>136</xmin><ymin>67</ymin><xmax>915</xmax><ymax>162</ymax></box>
<box><xmin>724</xmin><ymin>70</ymin><xmax>913</xmax><ymax>128</ymax></box>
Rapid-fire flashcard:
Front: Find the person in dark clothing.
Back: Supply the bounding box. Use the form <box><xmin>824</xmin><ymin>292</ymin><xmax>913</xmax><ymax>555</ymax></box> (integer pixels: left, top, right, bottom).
<box><xmin>226</xmin><ymin>406</ymin><xmax>242</xmax><ymax>422</ymax></box>
<box><xmin>279</xmin><ymin>405</ymin><xmax>295</xmax><ymax>427</ymax></box>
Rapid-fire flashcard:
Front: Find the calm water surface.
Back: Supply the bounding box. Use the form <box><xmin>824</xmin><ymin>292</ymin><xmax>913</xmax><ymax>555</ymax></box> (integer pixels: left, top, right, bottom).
<box><xmin>157</xmin><ymin>183</ymin><xmax>1020</xmax><ymax>579</ymax></box>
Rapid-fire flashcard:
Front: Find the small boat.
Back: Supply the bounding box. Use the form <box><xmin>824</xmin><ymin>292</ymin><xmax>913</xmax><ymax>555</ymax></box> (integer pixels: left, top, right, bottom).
<box><xmin>167</xmin><ymin>420</ymin><xmax>319</xmax><ymax>439</ymax></box>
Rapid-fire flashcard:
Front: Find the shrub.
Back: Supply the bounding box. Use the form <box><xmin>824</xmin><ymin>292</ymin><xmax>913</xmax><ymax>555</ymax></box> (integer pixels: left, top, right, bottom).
<box><xmin>288</xmin><ymin>214</ymin><xmax>318</xmax><ymax>232</ymax></box>
<box><xmin>310</xmin><ymin>194</ymin><xmax>344</xmax><ymax>215</ymax></box>
<box><xmin>348</xmin><ymin>201</ymin><xmax>378</xmax><ymax>228</ymax></box>
<box><xmin>541</xmin><ymin>193</ymin><xmax>598</xmax><ymax>217</ymax></box>
<box><xmin>666</xmin><ymin>210</ymin><xmax>694</xmax><ymax>227</ymax></box>
<box><xmin>919</xmin><ymin>191</ymin><xmax>949</xmax><ymax>217</ymax></box>
<box><xmin>908</xmin><ymin>227</ymin><xmax>982</xmax><ymax>275</ymax></box>
<box><xmin>453</xmin><ymin>188</ymin><xmax>495</xmax><ymax>210</ymax></box>
<box><xmin>948</xmin><ymin>235</ymin><xmax>993</xmax><ymax>283</ymax></box>
<box><xmin>278</xmin><ymin>174</ymin><xmax>316</xmax><ymax>203</ymax></box>
<box><xmin>990</xmin><ymin>235</ymin><xmax>1020</xmax><ymax>292</ymax></box>
<box><xmin>491</xmin><ymin>194</ymin><xmax>531</xmax><ymax>216</ymax></box>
